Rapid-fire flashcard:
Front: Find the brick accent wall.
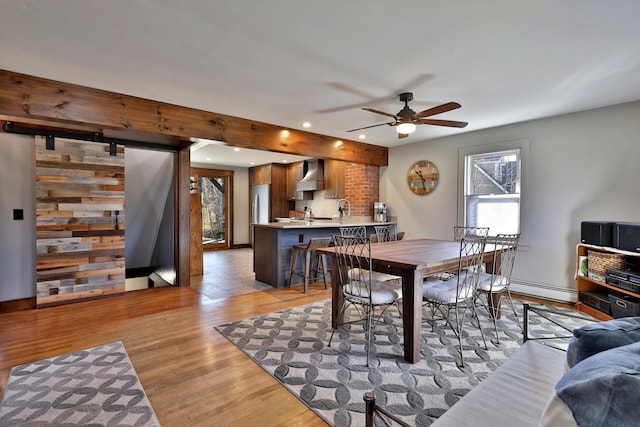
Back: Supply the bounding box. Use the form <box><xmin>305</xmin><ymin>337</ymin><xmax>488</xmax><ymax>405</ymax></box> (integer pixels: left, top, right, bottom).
<box><xmin>344</xmin><ymin>163</ymin><xmax>379</xmax><ymax>217</ymax></box>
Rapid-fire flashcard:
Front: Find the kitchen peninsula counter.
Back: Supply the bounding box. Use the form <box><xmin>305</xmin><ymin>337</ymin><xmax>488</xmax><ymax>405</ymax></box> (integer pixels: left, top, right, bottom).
<box><xmin>253</xmin><ymin>221</ymin><xmax>396</xmax><ymax>288</ymax></box>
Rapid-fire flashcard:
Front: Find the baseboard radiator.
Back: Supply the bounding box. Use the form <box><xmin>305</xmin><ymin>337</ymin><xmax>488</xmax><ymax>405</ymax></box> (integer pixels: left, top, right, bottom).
<box><xmin>510</xmin><ymin>279</ymin><xmax>578</xmax><ymax>304</ymax></box>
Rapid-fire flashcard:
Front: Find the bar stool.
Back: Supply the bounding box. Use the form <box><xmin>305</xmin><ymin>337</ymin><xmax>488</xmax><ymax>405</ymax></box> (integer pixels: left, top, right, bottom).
<box><xmin>288</xmin><ymin>237</ymin><xmax>332</xmax><ymax>293</ymax></box>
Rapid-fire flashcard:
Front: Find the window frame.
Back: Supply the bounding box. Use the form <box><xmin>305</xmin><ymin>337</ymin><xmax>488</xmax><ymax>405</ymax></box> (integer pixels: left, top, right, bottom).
<box><xmin>458</xmin><ymin>139</ymin><xmax>530</xmax><ymax>246</ymax></box>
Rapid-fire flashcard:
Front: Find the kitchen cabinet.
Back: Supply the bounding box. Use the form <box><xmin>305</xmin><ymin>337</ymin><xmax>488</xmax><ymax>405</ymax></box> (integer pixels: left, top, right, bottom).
<box><xmin>249</xmin><ymin>163</ymin><xmax>292</xmax><ymax>222</ymax></box>
<box><xmin>286</xmin><ymin>161</ymin><xmax>312</xmax><ymax>201</ymax></box>
<box><xmin>249</xmin><ymin>164</ymin><xmax>272</xmax><ymax>185</ymax></box>
<box><xmin>270</xmin><ymin>164</ymin><xmax>291</xmax><ymax>218</ymax></box>
<box><xmin>324</xmin><ymin>159</ymin><xmax>346</xmax><ymax>199</ymax></box>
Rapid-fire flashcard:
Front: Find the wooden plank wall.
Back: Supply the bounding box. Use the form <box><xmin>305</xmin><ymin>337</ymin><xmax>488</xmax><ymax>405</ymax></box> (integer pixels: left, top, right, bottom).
<box><xmin>35</xmin><ymin>136</ymin><xmax>126</xmax><ymax>307</ymax></box>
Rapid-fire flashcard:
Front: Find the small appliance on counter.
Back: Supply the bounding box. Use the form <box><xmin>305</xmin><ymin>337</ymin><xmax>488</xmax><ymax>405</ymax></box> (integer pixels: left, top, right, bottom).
<box><xmin>374</xmin><ymin>202</ymin><xmax>387</xmax><ymax>222</ymax></box>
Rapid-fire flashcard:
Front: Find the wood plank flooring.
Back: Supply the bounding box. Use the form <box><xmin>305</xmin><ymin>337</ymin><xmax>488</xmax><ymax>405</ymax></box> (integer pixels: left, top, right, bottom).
<box><xmin>0</xmin><ymin>248</ymin><xmax>576</xmax><ymax>426</ymax></box>
<box><xmin>0</xmin><ymin>283</ymin><xmax>332</xmax><ymax>426</ymax></box>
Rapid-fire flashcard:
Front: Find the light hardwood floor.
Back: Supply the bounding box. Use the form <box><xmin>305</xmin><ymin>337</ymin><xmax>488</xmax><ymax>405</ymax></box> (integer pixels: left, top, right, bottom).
<box><xmin>0</xmin><ymin>250</ymin><xmax>332</xmax><ymax>426</ymax></box>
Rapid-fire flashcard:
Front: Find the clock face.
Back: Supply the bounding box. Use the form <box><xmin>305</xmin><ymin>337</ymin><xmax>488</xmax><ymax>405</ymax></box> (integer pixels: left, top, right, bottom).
<box><xmin>407</xmin><ymin>160</ymin><xmax>439</xmax><ymax>195</ymax></box>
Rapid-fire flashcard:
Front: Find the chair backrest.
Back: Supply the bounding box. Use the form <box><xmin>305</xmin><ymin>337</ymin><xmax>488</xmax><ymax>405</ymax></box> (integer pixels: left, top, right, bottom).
<box><xmin>374</xmin><ymin>224</ymin><xmax>397</xmax><ymax>242</ymax></box>
<box><xmin>489</xmin><ymin>233</ymin><xmax>521</xmax><ymax>285</ymax></box>
<box><xmin>454</xmin><ymin>236</ymin><xmax>488</xmax><ymax>301</ymax></box>
<box><xmin>306</xmin><ymin>237</ymin><xmax>332</xmax><ymax>251</ymax></box>
<box><xmin>333</xmin><ymin>234</ymin><xmax>373</xmax><ymax>300</ymax></box>
<box><xmin>453</xmin><ymin>226</ymin><xmax>490</xmax><ymax>241</ymax></box>
<box><xmin>340</xmin><ymin>226</ymin><xmax>367</xmax><ymax>239</ymax></box>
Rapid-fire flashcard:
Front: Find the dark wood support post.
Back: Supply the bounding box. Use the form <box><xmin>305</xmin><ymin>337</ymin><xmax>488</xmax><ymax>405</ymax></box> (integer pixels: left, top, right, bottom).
<box><xmin>175</xmin><ymin>145</ymin><xmax>191</xmax><ymax>286</ymax></box>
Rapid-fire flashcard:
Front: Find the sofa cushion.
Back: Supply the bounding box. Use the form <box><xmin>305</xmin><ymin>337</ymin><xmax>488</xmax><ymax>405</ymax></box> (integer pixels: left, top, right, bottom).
<box><xmin>566</xmin><ymin>316</ymin><xmax>640</xmax><ymax>367</ymax></box>
<box><xmin>544</xmin><ymin>341</ymin><xmax>640</xmax><ymax>427</ymax></box>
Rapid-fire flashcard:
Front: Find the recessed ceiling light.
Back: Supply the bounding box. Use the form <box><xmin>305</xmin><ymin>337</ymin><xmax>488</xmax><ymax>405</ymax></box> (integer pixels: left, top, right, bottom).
<box><xmin>233</xmin><ymin>148</ymin><xmax>240</xmax><ymax>152</ymax></box>
<box><xmin>359</xmin><ymin>134</ymin><xmax>366</xmax><ymax>139</ymax></box>
<box><xmin>250</xmin><ymin>162</ymin><xmax>255</xmax><ymax>165</ymax></box>
<box><xmin>282</xmin><ymin>160</ymin><xmax>289</xmax><ymax>163</ymax></box>
<box><xmin>302</xmin><ymin>122</ymin><xmax>311</xmax><ymax>128</ymax></box>
<box><xmin>206</xmin><ymin>157</ymin><xmax>211</xmax><ymax>161</ymax></box>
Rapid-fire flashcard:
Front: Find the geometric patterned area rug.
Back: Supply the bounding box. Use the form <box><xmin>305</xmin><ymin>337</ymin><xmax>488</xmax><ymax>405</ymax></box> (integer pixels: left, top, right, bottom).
<box><xmin>0</xmin><ymin>341</ymin><xmax>160</xmax><ymax>427</ymax></box>
<box><xmin>215</xmin><ymin>299</ymin><xmax>593</xmax><ymax>427</ymax></box>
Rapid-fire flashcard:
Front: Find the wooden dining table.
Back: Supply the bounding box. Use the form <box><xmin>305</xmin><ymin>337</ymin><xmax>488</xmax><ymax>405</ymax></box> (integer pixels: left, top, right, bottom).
<box><xmin>317</xmin><ymin>238</ymin><xmax>496</xmax><ymax>364</ymax></box>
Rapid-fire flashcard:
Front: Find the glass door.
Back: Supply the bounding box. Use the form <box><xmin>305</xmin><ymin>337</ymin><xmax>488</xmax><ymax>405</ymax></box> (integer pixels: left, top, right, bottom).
<box><xmin>197</xmin><ymin>169</ymin><xmax>233</xmax><ymax>250</ymax></box>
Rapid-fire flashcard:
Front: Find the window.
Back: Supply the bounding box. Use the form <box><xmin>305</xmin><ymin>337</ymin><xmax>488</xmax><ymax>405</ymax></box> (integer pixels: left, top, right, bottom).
<box><xmin>458</xmin><ymin>139</ymin><xmax>528</xmax><ymax>238</ymax></box>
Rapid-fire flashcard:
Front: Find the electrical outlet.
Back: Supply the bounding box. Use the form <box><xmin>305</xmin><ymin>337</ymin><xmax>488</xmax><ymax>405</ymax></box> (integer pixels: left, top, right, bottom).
<box><xmin>13</xmin><ymin>209</ymin><xmax>23</xmax><ymax>220</ymax></box>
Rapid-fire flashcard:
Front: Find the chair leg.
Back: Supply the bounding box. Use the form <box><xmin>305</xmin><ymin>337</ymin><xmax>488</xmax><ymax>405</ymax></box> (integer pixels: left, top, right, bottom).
<box><xmin>366</xmin><ymin>305</ymin><xmax>373</xmax><ymax>367</ymax></box>
<box><xmin>328</xmin><ymin>302</ymin><xmax>349</xmax><ymax>346</ymax></box>
<box><xmin>471</xmin><ymin>300</ymin><xmax>488</xmax><ymax>350</ymax></box>
<box><xmin>288</xmin><ymin>247</ymin><xmax>299</xmax><ymax>288</ymax></box>
<box><xmin>303</xmin><ymin>249</ymin><xmax>312</xmax><ymax>294</ymax></box>
<box><xmin>452</xmin><ymin>305</ymin><xmax>465</xmax><ymax>368</ymax></box>
<box><xmin>505</xmin><ymin>290</ymin><xmax>522</xmax><ymax>329</ymax></box>
<box><xmin>485</xmin><ymin>292</ymin><xmax>501</xmax><ymax>344</ymax></box>
<box><xmin>488</xmin><ymin>292</ymin><xmax>503</xmax><ymax>319</ymax></box>
<box><xmin>318</xmin><ymin>253</ymin><xmax>329</xmax><ymax>289</ymax></box>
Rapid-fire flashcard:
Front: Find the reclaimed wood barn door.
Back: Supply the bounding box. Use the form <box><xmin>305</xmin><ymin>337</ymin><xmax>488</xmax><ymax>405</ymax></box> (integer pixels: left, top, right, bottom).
<box><xmin>35</xmin><ymin>136</ymin><xmax>125</xmax><ymax>307</ymax></box>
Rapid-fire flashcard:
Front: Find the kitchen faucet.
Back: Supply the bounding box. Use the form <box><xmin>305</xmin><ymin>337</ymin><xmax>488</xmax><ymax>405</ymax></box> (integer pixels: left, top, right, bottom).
<box><xmin>337</xmin><ymin>199</ymin><xmax>351</xmax><ymax>221</ymax></box>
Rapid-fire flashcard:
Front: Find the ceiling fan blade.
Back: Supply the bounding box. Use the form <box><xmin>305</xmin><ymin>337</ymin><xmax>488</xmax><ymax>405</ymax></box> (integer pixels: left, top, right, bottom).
<box><xmin>398</xmin><ymin>132</ymin><xmax>409</xmax><ymax>139</ymax></box>
<box><xmin>362</xmin><ymin>107</ymin><xmax>399</xmax><ymax>119</ymax></box>
<box><xmin>347</xmin><ymin>122</ymin><xmax>395</xmax><ymax>132</ymax></box>
<box><xmin>416</xmin><ymin>102</ymin><xmax>462</xmax><ymax>118</ymax></box>
<box><xmin>419</xmin><ymin>118</ymin><xmax>469</xmax><ymax>128</ymax></box>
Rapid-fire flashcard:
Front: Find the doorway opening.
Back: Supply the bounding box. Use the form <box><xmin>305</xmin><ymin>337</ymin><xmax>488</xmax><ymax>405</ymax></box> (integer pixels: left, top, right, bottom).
<box><xmin>193</xmin><ymin>168</ymin><xmax>234</xmax><ymax>251</ymax></box>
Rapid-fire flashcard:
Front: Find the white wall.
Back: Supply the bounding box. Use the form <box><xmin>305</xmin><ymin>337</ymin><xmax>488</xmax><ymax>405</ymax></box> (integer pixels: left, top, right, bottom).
<box><xmin>191</xmin><ymin>163</ymin><xmax>250</xmax><ymax>245</ymax></box>
<box><xmin>0</xmin><ymin>133</ymin><xmax>35</xmax><ymax>301</ymax></box>
<box><xmin>382</xmin><ymin>101</ymin><xmax>640</xmax><ymax>302</ymax></box>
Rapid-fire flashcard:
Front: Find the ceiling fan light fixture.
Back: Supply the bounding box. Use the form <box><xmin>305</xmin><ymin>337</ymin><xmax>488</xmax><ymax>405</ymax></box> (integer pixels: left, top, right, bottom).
<box><xmin>396</xmin><ymin>122</ymin><xmax>416</xmax><ymax>135</ymax></box>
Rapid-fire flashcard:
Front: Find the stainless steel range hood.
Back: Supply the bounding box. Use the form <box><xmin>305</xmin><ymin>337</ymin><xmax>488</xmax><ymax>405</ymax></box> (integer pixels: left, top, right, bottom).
<box><xmin>296</xmin><ymin>159</ymin><xmax>324</xmax><ymax>192</ymax></box>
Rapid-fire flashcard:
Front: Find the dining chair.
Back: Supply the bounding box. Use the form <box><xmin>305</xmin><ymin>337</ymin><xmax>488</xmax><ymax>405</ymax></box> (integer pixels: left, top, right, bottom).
<box><xmin>340</xmin><ymin>226</ymin><xmax>368</xmax><ymax>239</ymax></box>
<box><xmin>475</xmin><ymin>233</ymin><xmax>521</xmax><ymax>342</ymax></box>
<box><xmin>328</xmin><ymin>234</ymin><xmax>403</xmax><ymax>366</ymax></box>
<box><xmin>374</xmin><ymin>224</ymin><xmax>398</xmax><ymax>242</ymax></box>
<box><xmin>422</xmin><ymin>235</ymin><xmax>488</xmax><ymax>367</ymax></box>
<box><xmin>453</xmin><ymin>226</ymin><xmax>490</xmax><ymax>241</ymax></box>
<box><xmin>340</xmin><ymin>226</ymin><xmax>403</xmax><ymax>298</ymax></box>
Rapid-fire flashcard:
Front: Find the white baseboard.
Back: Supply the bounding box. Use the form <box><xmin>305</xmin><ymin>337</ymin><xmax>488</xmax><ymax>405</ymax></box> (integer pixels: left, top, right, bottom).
<box><xmin>510</xmin><ymin>280</ymin><xmax>578</xmax><ymax>304</ymax></box>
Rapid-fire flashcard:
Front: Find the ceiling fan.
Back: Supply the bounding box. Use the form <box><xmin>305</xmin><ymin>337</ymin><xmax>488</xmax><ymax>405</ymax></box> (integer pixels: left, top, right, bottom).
<box><xmin>347</xmin><ymin>92</ymin><xmax>468</xmax><ymax>139</ymax></box>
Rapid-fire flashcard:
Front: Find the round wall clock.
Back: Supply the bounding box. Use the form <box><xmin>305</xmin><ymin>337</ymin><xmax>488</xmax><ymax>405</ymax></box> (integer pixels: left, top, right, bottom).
<box><xmin>407</xmin><ymin>160</ymin><xmax>439</xmax><ymax>195</ymax></box>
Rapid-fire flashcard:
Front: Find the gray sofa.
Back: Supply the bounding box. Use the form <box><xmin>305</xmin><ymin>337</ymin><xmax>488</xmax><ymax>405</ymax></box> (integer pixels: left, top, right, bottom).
<box><xmin>432</xmin><ymin>339</ymin><xmax>566</xmax><ymax>426</ymax></box>
<box><xmin>433</xmin><ymin>308</ymin><xmax>640</xmax><ymax>427</ymax></box>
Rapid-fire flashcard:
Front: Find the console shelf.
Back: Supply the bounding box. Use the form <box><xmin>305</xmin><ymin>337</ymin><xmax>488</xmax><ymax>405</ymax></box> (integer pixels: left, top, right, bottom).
<box><xmin>576</xmin><ymin>244</ymin><xmax>640</xmax><ymax>320</ymax></box>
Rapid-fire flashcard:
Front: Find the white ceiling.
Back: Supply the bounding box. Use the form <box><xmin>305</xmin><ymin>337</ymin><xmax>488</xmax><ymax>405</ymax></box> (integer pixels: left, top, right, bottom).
<box><xmin>2</xmin><ymin>1</ymin><xmax>640</xmax><ymax>167</ymax></box>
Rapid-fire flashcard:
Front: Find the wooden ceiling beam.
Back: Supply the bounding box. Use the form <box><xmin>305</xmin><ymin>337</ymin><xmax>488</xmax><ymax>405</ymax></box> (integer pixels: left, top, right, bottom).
<box><xmin>0</xmin><ymin>69</ymin><xmax>388</xmax><ymax>166</ymax></box>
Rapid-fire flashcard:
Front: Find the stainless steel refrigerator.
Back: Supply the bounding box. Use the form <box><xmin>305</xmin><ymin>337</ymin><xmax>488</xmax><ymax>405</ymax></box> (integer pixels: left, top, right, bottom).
<box><xmin>250</xmin><ymin>184</ymin><xmax>270</xmax><ymax>246</ymax></box>
<box><xmin>251</xmin><ymin>184</ymin><xmax>270</xmax><ymax>224</ymax></box>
